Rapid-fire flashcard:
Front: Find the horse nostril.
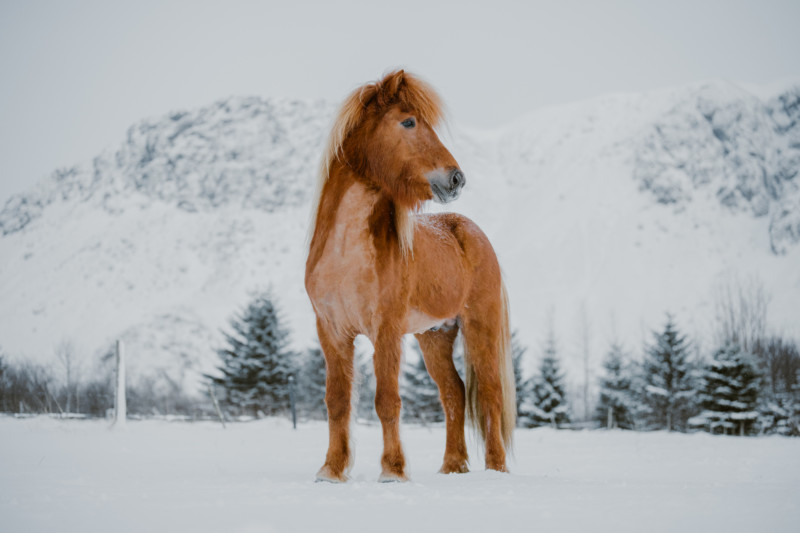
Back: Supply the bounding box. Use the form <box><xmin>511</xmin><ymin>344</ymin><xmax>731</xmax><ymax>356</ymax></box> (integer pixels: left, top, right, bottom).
<box><xmin>450</xmin><ymin>170</ymin><xmax>465</xmax><ymax>189</ymax></box>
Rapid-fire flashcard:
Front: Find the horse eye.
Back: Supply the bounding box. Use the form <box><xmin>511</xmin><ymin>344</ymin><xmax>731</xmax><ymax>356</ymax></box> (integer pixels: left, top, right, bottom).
<box><xmin>401</xmin><ymin>118</ymin><xmax>416</xmax><ymax>129</ymax></box>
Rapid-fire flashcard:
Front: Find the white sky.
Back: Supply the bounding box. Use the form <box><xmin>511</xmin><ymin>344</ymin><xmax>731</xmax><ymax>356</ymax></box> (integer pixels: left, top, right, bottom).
<box><xmin>1</xmin><ymin>0</ymin><xmax>798</xmax><ymax>205</ymax></box>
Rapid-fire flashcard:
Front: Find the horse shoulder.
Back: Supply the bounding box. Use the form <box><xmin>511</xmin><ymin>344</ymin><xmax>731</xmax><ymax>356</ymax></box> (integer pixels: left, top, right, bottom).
<box><xmin>306</xmin><ymin>181</ymin><xmax>380</xmax><ymax>332</ymax></box>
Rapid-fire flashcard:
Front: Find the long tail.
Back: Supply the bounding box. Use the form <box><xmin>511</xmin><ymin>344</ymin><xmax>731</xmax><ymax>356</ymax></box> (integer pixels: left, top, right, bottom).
<box><xmin>464</xmin><ymin>279</ymin><xmax>516</xmax><ymax>451</ymax></box>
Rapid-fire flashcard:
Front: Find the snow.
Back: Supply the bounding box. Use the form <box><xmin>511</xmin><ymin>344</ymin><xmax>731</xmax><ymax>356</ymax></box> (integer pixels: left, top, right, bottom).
<box><xmin>2</xmin><ymin>416</ymin><xmax>798</xmax><ymax>533</ymax></box>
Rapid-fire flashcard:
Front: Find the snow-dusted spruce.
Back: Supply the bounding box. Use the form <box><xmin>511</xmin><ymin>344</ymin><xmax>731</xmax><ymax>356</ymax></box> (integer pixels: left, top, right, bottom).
<box><xmin>640</xmin><ymin>316</ymin><xmax>697</xmax><ymax>431</ymax></box>
<box><xmin>758</xmin><ymin>373</ymin><xmax>800</xmax><ymax>436</ymax></box>
<box><xmin>510</xmin><ymin>330</ymin><xmax>528</xmax><ymax>421</ymax></box>
<box><xmin>519</xmin><ymin>332</ymin><xmax>570</xmax><ymax>428</ymax></box>
<box><xmin>207</xmin><ymin>290</ymin><xmax>297</xmax><ymax>417</ymax></box>
<box><xmin>758</xmin><ymin>394</ymin><xmax>800</xmax><ymax>436</ymax></box>
<box><xmin>355</xmin><ymin>352</ymin><xmax>377</xmax><ymax>423</ymax></box>
<box><xmin>297</xmin><ymin>344</ymin><xmax>327</xmax><ymax>421</ymax></box>
<box><xmin>690</xmin><ymin>342</ymin><xmax>760</xmax><ymax>435</ymax></box>
<box><xmin>595</xmin><ymin>343</ymin><xmax>638</xmax><ymax>429</ymax></box>
<box><xmin>401</xmin><ymin>342</ymin><xmax>443</xmax><ymax>424</ymax></box>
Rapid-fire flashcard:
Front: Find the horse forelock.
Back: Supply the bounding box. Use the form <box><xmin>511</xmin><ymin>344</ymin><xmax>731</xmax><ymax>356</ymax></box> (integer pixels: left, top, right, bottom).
<box><xmin>308</xmin><ymin>70</ymin><xmax>445</xmax><ymax>252</ymax></box>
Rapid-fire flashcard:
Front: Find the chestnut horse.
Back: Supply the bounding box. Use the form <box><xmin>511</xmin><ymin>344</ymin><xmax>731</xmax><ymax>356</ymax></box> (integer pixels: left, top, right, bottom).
<box><xmin>305</xmin><ymin>70</ymin><xmax>515</xmax><ymax>482</ymax></box>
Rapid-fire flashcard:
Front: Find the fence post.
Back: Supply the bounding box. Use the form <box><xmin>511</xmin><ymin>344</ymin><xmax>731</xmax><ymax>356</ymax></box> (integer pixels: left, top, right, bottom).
<box><xmin>113</xmin><ymin>340</ymin><xmax>127</xmax><ymax>428</ymax></box>
<box><xmin>289</xmin><ymin>375</ymin><xmax>297</xmax><ymax>430</ymax></box>
<box><xmin>208</xmin><ymin>384</ymin><xmax>226</xmax><ymax>429</ymax></box>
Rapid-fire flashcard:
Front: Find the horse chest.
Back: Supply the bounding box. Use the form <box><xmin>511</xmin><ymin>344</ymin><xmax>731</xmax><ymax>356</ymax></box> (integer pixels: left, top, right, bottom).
<box><xmin>306</xmin><ymin>185</ymin><xmax>381</xmax><ymax>331</ymax></box>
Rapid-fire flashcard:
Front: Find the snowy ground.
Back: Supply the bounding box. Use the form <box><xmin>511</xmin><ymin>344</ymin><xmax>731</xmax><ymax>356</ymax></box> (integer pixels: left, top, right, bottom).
<box><xmin>2</xmin><ymin>417</ymin><xmax>798</xmax><ymax>533</ymax></box>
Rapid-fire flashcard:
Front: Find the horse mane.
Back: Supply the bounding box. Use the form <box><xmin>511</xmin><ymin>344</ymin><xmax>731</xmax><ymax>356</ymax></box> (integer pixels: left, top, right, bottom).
<box><xmin>308</xmin><ymin>70</ymin><xmax>445</xmax><ymax>257</ymax></box>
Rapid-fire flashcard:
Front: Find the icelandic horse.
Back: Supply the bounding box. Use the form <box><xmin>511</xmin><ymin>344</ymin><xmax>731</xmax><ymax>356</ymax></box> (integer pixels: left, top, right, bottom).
<box><xmin>305</xmin><ymin>70</ymin><xmax>515</xmax><ymax>482</ymax></box>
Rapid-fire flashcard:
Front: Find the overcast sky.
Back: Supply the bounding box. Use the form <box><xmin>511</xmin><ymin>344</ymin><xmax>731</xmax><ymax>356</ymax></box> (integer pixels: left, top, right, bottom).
<box><xmin>1</xmin><ymin>0</ymin><xmax>798</xmax><ymax>204</ymax></box>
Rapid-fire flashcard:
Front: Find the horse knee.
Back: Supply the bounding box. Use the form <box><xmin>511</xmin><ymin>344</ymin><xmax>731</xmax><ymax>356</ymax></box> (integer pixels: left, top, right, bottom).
<box><xmin>326</xmin><ymin>391</ymin><xmax>350</xmax><ymax>420</ymax></box>
<box><xmin>375</xmin><ymin>389</ymin><xmax>401</xmax><ymax>421</ymax></box>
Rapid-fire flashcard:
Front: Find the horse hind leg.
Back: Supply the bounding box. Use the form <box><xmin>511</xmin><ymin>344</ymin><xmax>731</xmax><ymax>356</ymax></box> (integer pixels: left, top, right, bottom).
<box><xmin>315</xmin><ymin>320</ymin><xmax>355</xmax><ymax>482</ymax></box>
<box><xmin>415</xmin><ymin>324</ymin><xmax>469</xmax><ymax>474</ymax></box>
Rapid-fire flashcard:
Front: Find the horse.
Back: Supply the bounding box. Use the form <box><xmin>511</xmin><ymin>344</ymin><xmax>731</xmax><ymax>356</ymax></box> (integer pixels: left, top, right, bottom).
<box><xmin>305</xmin><ymin>70</ymin><xmax>515</xmax><ymax>482</ymax></box>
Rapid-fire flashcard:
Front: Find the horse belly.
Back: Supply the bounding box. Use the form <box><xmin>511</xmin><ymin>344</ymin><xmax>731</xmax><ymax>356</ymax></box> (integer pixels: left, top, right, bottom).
<box><xmin>406</xmin><ymin>309</ymin><xmax>457</xmax><ymax>334</ymax></box>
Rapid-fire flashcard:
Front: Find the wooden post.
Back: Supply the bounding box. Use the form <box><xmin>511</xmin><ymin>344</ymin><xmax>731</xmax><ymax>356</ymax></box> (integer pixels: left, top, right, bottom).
<box><xmin>113</xmin><ymin>340</ymin><xmax>126</xmax><ymax>427</ymax></box>
<box><xmin>208</xmin><ymin>384</ymin><xmax>226</xmax><ymax>429</ymax></box>
<box><xmin>289</xmin><ymin>375</ymin><xmax>297</xmax><ymax>430</ymax></box>
<box><xmin>607</xmin><ymin>406</ymin><xmax>613</xmax><ymax>430</ymax></box>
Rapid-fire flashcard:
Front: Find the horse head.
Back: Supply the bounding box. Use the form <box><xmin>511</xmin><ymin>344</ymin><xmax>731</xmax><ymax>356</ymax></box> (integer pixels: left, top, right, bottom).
<box><xmin>335</xmin><ymin>70</ymin><xmax>465</xmax><ymax>209</ymax></box>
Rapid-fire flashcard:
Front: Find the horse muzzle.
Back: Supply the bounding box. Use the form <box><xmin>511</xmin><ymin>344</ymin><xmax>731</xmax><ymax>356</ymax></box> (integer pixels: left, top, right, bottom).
<box><xmin>427</xmin><ymin>168</ymin><xmax>466</xmax><ymax>204</ymax></box>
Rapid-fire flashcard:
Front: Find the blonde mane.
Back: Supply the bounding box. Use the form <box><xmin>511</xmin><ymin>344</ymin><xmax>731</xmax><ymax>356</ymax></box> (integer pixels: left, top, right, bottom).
<box><xmin>307</xmin><ymin>70</ymin><xmax>444</xmax><ymax>257</ymax></box>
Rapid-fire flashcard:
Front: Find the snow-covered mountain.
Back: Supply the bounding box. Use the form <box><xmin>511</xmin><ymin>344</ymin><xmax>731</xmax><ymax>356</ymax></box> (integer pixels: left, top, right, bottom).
<box><xmin>1</xmin><ymin>80</ymin><xmax>798</xmax><ymax>392</ymax></box>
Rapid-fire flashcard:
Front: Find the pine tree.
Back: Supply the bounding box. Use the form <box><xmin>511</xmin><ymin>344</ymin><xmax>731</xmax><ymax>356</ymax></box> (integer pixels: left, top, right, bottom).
<box><xmin>0</xmin><ymin>351</ymin><xmax>9</xmax><ymax>413</ymax></box>
<box><xmin>298</xmin><ymin>344</ymin><xmax>327</xmax><ymax>420</ymax></box>
<box><xmin>694</xmin><ymin>342</ymin><xmax>760</xmax><ymax>435</ymax></box>
<box><xmin>519</xmin><ymin>332</ymin><xmax>570</xmax><ymax>428</ymax></box>
<box><xmin>207</xmin><ymin>291</ymin><xmax>297</xmax><ymax>417</ymax></box>
<box><xmin>401</xmin><ymin>342</ymin><xmax>443</xmax><ymax>424</ymax></box>
<box><xmin>355</xmin><ymin>351</ymin><xmax>377</xmax><ymax>422</ymax></box>
<box><xmin>754</xmin><ymin>337</ymin><xmax>800</xmax><ymax>435</ymax></box>
<box><xmin>640</xmin><ymin>315</ymin><xmax>696</xmax><ymax>431</ymax></box>
<box><xmin>595</xmin><ymin>343</ymin><xmax>637</xmax><ymax>429</ymax></box>
<box><xmin>511</xmin><ymin>330</ymin><xmax>528</xmax><ymax>418</ymax></box>
<box><xmin>792</xmin><ymin>370</ymin><xmax>800</xmax><ymax>436</ymax></box>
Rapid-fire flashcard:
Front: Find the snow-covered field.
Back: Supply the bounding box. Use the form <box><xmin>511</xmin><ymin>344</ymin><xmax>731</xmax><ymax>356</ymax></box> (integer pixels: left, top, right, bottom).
<box><xmin>2</xmin><ymin>417</ymin><xmax>798</xmax><ymax>533</ymax></box>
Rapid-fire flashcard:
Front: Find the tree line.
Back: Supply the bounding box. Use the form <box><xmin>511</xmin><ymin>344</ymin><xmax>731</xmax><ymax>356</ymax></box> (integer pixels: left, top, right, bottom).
<box><xmin>205</xmin><ymin>287</ymin><xmax>799</xmax><ymax>436</ymax></box>
<box><xmin>0</xmin><ymin>342</ymin><xmax>209</xmax><ymax>419</ymax></box>
<box><xmin>2</xmin><ymin>282</ymin><xmax>798</xmax><ymax>436</ymax></box>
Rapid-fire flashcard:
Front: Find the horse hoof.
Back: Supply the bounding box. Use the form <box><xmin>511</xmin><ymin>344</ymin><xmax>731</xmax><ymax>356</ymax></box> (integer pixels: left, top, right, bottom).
<box><xmin>316</xmin><ymin>465</ymin><xmax>348</xmax><ymax>483</ymax></box>
<box><xmin>378</xmin><ymin>471</ymin><xmax>409</xmax><ymax>483</ymax></box>
<box><xmin>485</xmin><ymin>464</ymin><xmax>509</xmax><ymax>473</ymax></box>
<box><xmin>439</xmin><ymin>461</ymin><xmax>469</xmax><ymax>474</ymax></box>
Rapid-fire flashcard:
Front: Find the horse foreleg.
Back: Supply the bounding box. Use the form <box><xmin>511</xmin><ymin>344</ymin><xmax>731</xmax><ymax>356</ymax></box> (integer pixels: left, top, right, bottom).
<box><xmin>316</xmin><ymin>320</ymin><xmax>355</xmax><ymax>482</ymax></box>
<box><xmin>373</xmin><ymin>329</ymin><xmax>408</xmax><ymax>482</ymax></box>
<box><xmin>415</xmin><ymin>327</ymin><xmax>469</xmax><ymax>474</ymax></box>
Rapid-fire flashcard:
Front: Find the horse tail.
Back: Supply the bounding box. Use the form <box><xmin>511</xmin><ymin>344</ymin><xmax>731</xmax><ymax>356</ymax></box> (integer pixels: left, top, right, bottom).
<box><xmin>464</xmin><ymin>278</ymin><xmax>516</xmax><ymax>452</ymax></box>
<box><xmin>497</xmin><ymin>280</ymin><xmax>517</xmax><ymax>450</ymax></box>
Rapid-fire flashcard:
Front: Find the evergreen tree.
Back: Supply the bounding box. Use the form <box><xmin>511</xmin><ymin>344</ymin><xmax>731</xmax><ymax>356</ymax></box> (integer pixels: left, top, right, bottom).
<box><xmin>207</xmin><ymin>291</ymin><xmax>297</xmax><ymax>416</ymax></box>
<box><xmin>693</xmin><ymin>343</ymin><xmax>760</xmax><ymax>435</ymax></box>
<box><xmin>640</xmin><ymin>315</ymin><xmax>696</xmax><ymax>431</ymax></box>
<box><xmin>519</xmin><ymin>332</ymin><xmax>570</xmax><ymax>428</ymax></box>
<box><xmin>298</xmin><ymin>344</ymin><xmax>327</xmax><ymax>420</ymax></box>
<box><xmin>0</xmin><ymin>351</ymin><xmax>9</xmax><ymax>413</ymax></box>
<box><xmin>355</xmin><ymin>351</ymin><xmax>377</xmax><ymax>422</ymax></box>
<box><xmin>511</xmin><ymin>330</ymin><xmax>528</xmax><ymax>418</ymax></box>
<box><xmin>401</xmin><ymin>342</ymin><xmax>443</xmax><ymax>424</ymax></box>
<box><xmin>595</xmin><ymin>342</ymin><xmax>637</xmax><ymax>429</ymax></box>
<box><xmin>792</xmin><ymin>370</ymin><xmax>800</xmax><ymax>436</ymax></box>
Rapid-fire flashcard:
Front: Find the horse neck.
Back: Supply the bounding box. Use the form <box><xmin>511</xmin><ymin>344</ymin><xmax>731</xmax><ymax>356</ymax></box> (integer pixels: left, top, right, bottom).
<box><xmin>308</xmin><ymin>165</ymin><xmax>376</xmax><ymax>269</ymax></box>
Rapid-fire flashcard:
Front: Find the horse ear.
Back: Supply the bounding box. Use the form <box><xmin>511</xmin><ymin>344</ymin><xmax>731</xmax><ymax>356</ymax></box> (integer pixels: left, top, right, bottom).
<box><xmin>377</xmin><ymin>70</ymin><xmax>406</xmax><ymax>106</ymax></box>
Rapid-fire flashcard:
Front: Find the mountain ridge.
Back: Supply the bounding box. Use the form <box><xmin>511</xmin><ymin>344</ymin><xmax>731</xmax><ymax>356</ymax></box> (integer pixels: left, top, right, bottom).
<box><xmin>1</xmin><ymin>80</ymin><xmax>798</xmax><ymax>393</ymax></box>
